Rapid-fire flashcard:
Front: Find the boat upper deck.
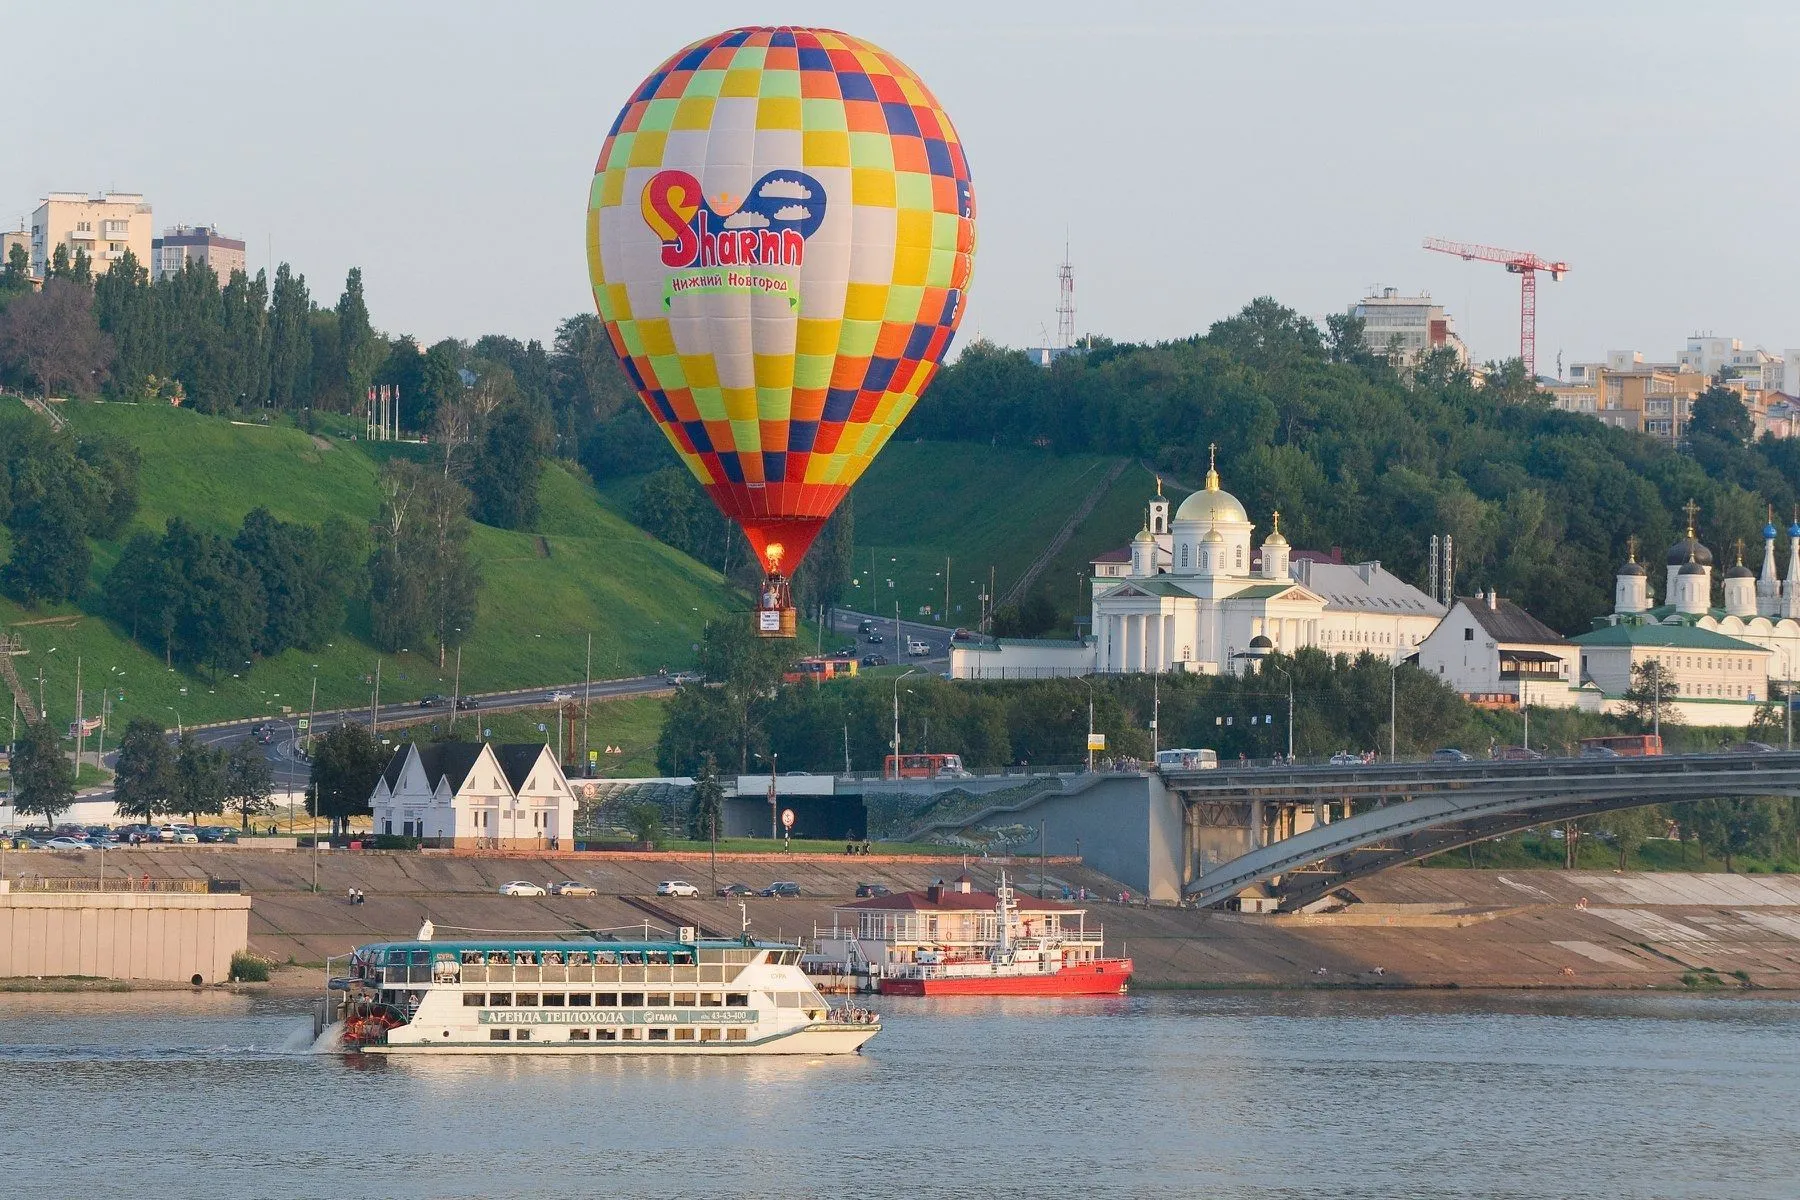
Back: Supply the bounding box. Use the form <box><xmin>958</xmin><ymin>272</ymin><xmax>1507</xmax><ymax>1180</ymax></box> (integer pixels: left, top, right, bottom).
<box><xmin>344</xmin><ymin>937</ymin><xmax>806</xmax><ymax>991</ymax></box>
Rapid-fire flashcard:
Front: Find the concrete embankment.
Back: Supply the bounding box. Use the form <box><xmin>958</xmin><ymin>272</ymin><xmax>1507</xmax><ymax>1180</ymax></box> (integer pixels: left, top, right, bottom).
<box><xmin>10</xmin><ymin>847</ymin><xmax>1800</xmax><ymax>992</ymax></box>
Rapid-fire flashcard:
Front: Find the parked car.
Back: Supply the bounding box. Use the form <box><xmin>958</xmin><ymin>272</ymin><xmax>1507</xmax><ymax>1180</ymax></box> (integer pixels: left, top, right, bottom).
<box><xmin>1329</xmin><ymin>752</ymin><xmax>1362</xmax><ymax>766</ymax></box>
<box><xmin>551</xmin><ymin>880</ymin><xmax>597</xmax><ymax>897</ymax></box>
<box><xmin>44</xmin><ymin>836</ymin><xmax>90</xmax><ymax>850</ymax></box>
<box><xmin>1432</xmin><ymin>748</ymin><xmax>1474</xmax><ymax>763</ymax></box>
<box><xmin>860</xmin><ymin>653</ymin><xmax>889</xmax><ymax>667</ymax></box>
<box><xmin>656</xmin><ymin>880</ymin><xmax>700</xmax><ymax>898</ymax></box>
<box><xmin>9</xmin><ymin>836</ymin><xmax>43</xmax><ymax>850</ymax></box>
<box><xmin>716</xmin><ymin>882</ymin><xmax>752</xmax><ymax>897</ymax></box>
<box><xmin>168</xmin><ymin>829</ymin><xmax>200</xmax><ymax>844</ymax></box>
<box><xmin>758</xmin><ymin>881</ymin><xmax>802</xmax><ymax>898</ymax></box>
<box><xmin>1579</xmin><ymin>744</ymin><xmax>1622</xmax><ymax>759</ymax></box>
<box><xmin>855</xmin><ymin>882</ymin><xmax>891</xmax><ymax>898</ymax></box>
<box><xmin>1494</xmin><ymin>745</ymin><xmax>1543</xmax><ymax>761</ymax></box>
<box><xmin>419</xmin><ymin>694</ymin><xmax>448</xmax><ymax>708</ymax></box>
<box><xmin>197</xmin><ymin>827</ymin><xmax>238</xmax><ymax>844</ymax></box>
<box><xmin>498</xmin><ymin>881</ymin><xmax>547</xmax><ymax>897</ymax></box>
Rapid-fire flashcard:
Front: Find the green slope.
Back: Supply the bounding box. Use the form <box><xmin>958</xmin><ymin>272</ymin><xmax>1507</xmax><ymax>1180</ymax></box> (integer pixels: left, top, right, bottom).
<box><xmin>591</xmin><ymin>439</ymin><xmax>1177</xmax><ymax>631</ymax></box>
<box><xmin>1</xmin><ymin>400</ymin><xmax>730</xmax><ymax>736</ymax></box>
<box><xmin>847</xmin><ymin>441</ymin><xmax>1172</xmax><ymax>627</ymax></box>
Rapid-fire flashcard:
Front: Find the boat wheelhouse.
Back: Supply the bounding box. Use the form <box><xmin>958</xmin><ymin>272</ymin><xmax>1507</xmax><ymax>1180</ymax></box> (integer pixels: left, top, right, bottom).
<box><xmin>321</xmin><ymin>928</ymin><xmax>877</xmax><ymax>1055</ymax></box>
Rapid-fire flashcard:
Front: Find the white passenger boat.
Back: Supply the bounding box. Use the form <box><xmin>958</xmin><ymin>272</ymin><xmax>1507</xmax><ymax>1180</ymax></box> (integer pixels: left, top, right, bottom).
<box><xmin>320</xmin><ymin>925</ymin><xmax>879</xmax><ymax>1056</ymax></box>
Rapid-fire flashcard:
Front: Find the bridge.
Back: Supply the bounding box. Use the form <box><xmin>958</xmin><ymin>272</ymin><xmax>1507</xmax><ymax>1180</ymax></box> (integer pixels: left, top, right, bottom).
<box><xmin>1164</xmin><ymin>753</ymin><xmax>1800</xmax><ymax>911</ymax></box>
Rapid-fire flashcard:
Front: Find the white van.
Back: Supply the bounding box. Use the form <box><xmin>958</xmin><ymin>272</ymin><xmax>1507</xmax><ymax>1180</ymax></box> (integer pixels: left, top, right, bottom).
<box><xmin>906</xmin><ymin>638</ymin><xmax>931</xmax><ymax>656</ymax></box>
<box><xmin>1155</xmin><ymin>748</ymin><xmax>1218</xmax><ymax>771</ymax></box>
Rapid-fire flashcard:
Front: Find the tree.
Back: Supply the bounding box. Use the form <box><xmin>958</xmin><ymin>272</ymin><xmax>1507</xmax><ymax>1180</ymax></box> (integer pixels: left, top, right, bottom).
<box><xmin>467</xmin><ymin>403</ymin><xmax>552</xmax><ymax>528</ymax></box>
<box><xmin>1</xmin><ymin>243</ymin><xmax>33</xmax><ymax>297</ymax></box>
<box><xmin>1622</xmin><ymin>660</ymin><xmax>1679</xmax><ymax>730</ymax></box>
<box><xmin>335</xmin><ymin>267</ymin><xmax>383</xmax><ymax>417</ymax></box>
<box><xmin>11</xmin><ymin>720</ymin><xmax>76</xmax><ymax>823</ymax></box>
<box><xmin>686</xmin><ymin>752</ymin><xmax>724</xmax><ymax>839</ymax></box>
<box><xmin>266</xmin><ymin>264</ymin><xmax>314</xmax><ymax>412</ymax></box>
<box><xmin>624</xmin><ymin>801</ymin><xmax>665</xmax><ymax>848</ymax></box>
<box><xmin>113</xmin><ymin>718</ymin><xmax>177</xmax><ymax>823</ymax></box>
<box><xmin>224</xmin><ymin>739</ymin><xmax>275</xmax><ymax>830</ymax></box>
<box><xmin>307</xmin><ymin>722</ymin><xmax>386</xmax><ymax>839</ymax></box>
<box><xmin>0</xmin><ymin>279</ymin><xmax>114</xmax><ymax>397</ymax></box>
<box><xmin>1690</xmin><ymin>385</ymin><xmax>1752</xmax><ymax>446</ymax></box>
<box><xmin>1684</xmin><ymin>797</ymin><xmax>1782</xmax><ymax>872</ymax></box>
<box><xmin>1597</xmin><ymin>805</ymin><xmax>1663</xmax><ymax>871</ymax></box>
<box><xmin>368</xmin><ymin>461</ymin><xmax>480</xmax><ymax>655</ymax></box>
<box><xmin>174</xmin><ymin>733</ymin><xmax>228</xmax><ymax>824</ymax></box>
<box><xmin>1</xmin><ymin>482</ymin><xmax>92</xmax><ymax>604</ymax></box>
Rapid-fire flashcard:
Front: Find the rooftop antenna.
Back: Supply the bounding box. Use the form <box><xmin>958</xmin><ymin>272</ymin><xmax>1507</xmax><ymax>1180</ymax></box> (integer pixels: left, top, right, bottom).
<box><xmin>1056</xmin><ymin>237</ymin><xmax>1076</xmax><ymax>349</ymax></box>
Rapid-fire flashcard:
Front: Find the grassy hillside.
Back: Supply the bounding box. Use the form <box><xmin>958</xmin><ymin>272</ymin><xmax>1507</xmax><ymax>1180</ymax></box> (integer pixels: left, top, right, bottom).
<box><xmin>848</xmin><ymin>441</ymin><xmax>1172</xmax><ymax>628</ymax></box>
<box><xmin>594</xmin><ymin>440</ymin><xmax>1176</xmax><ymax>631</ymax></box>
<box><xmin>0</xmin><ymin>400</ymin><xmax>732</xmax><ymax>737</ymax></box>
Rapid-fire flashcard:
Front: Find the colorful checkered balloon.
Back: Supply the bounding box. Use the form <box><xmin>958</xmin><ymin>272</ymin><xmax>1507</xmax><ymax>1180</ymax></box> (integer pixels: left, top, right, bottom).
<box><xmin>586</xmin><ymin>26</ymin><xmax>976</xmax><ymax>576</ymax></box>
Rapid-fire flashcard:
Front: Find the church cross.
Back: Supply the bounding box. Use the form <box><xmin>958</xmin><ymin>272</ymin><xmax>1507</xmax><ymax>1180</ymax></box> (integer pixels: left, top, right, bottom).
<box><xmin>1683</xmin><ymin>498</ymin><xmax>1700</xmax><ymax>536</ymax></box>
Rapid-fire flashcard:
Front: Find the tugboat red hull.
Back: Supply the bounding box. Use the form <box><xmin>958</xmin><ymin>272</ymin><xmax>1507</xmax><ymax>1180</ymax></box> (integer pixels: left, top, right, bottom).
<box><xmin>879</xmin><ymin>958</ymin><xmax>1133</xmax><ymax>996</ymax></box>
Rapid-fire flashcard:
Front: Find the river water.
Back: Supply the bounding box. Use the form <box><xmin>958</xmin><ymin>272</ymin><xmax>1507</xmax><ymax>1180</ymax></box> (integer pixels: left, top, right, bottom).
<box><xmin>1</xmin><ymin>990</ymin><xmax>1795</xmax><ymax>1199</ymax></box>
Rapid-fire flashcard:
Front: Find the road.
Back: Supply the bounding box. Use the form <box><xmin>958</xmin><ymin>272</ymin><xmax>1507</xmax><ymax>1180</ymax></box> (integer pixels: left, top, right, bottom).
<box><xmin>83</xmin><ymin>675</ymin><xmax>678</xmax><ymax>799</ymax></box>
<box><xmin>826</xmin><ymin>606</ymin><xmax>956</xmax><ymax>668</ymax></box>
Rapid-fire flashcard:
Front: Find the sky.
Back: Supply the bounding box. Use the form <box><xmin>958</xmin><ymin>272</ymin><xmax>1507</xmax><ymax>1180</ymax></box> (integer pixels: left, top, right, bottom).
<box><xmin>7</xmin><ymin>0</ymin><xmax>1798</xmax><ymax>368</ymax></box>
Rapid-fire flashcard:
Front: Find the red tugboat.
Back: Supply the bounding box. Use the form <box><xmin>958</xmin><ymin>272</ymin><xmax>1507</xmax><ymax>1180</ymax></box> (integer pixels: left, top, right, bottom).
<box><xmin>810</xmin><ymin>874</ymin><xmax>1133</xmax><ymax>996</ymax></box>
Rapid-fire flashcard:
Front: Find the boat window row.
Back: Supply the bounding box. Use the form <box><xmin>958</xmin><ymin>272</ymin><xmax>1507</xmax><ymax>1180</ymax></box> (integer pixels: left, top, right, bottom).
<box><xmin>453</xmin><ymin>948</ymin><xmax>696</xmax><ymax>967</ymax></box>
<box><xmin>487</xmin><ymin>1027</ymin><xmax>748</xmax><ymax>1043</ymax></box>
<box><xmin>464</xmin><ymin>991</ymin><xmax>752</xmax><ymax>1008</ymax></box>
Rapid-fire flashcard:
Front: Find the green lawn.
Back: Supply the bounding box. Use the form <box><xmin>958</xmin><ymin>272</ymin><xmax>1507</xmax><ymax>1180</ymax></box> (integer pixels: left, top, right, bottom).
<box><xmin>1428</xmin><ymin>830</ymin><xmax>1800</xmax><ymax>874</ymax></box>
<box><xmin>0</xmin><ymin>400</ymin><xmax>733</xmax><ymax>738</ymax></box>
<box><xmin>851</xmin><ymin>443</ymin><xmax>1185</xmax><ymax>632</ymax></box>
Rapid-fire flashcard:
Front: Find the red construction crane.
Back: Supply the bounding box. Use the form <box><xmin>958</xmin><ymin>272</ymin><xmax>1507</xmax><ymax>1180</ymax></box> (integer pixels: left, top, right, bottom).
<box><xmin>1422</xmin><ymin>237</ymin><xmax>1567</xmax><ymax>379</ymax></box>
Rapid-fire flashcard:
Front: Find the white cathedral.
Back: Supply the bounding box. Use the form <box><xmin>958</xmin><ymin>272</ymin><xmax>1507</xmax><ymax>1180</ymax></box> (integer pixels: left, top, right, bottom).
<box><xmin>950</xmin><ymin>449</ymin><xmax>1446</xmax><ymax>679</ymax></box>
<box><xmin>1586</xmin><ymin>503</ymin><xmax>1800</xmax><ymax>687</ymax></box>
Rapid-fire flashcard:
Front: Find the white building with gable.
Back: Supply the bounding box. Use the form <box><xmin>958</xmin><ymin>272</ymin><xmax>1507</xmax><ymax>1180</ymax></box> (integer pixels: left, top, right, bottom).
<box><xmin>370</xmin><ymin>741</ymin><xmax>578</xmax><ymax>848</ymax></box>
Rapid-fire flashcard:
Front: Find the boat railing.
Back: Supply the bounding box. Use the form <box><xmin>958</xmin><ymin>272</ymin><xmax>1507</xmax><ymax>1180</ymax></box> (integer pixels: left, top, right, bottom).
<box><xmin>420</xmin><ymin>962</ymin><xmax>740</xmax><ymax>988</ymax></box>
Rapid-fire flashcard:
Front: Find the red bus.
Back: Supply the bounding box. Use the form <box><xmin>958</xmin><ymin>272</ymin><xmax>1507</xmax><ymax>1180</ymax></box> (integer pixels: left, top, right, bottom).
<box><xmin>883</xmin><ymin>753</ymin><xmax>969</xmax><ymax>780</ymax></box>
<box><xmin>1580</xmin><ymin>734</ymin><xmax>1663</xmax><ymax>757</ymax></box>
<box><xmin>783</xmin><ymin>656</ymin><xmax>859</xmax><ymax>685</ymax></box>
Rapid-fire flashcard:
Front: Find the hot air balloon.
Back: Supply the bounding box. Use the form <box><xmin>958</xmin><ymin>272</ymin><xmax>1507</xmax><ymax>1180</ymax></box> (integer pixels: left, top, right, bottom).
<box><xmin>587</xmin><ymin>26</ymin><xmax>975</xmax><ymax>636</ymax></box>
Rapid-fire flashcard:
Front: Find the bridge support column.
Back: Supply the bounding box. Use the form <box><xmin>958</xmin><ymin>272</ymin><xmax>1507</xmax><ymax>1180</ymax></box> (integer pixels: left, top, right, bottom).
<box><xmin>1250</xmin><ymin>798</ymin><xmax>1265</xmax><ymax>847</ymax></box>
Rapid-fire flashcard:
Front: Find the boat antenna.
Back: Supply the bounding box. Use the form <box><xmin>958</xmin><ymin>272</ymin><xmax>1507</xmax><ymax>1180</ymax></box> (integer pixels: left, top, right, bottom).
<box><xmin>740</xmin><ymin>900</ymin><xmax>751</xmax><ymax>940</ymax></box>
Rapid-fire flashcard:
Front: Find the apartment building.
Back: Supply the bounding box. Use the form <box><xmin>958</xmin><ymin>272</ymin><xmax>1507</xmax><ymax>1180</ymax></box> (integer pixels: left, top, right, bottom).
<box><xmin>1549</xmin><ymin>351</ymin><xmax>1706</xmax><ymax>443</ymax></box>
<box><xmin>151</xmin><ymin>225</ymin><xmax>247</xmax><ymax>282</ymax></box>
<box><xmin>1354</xmin><ymin>288</ymin><xmax>1469</xmax><ymax>366</ymax></box>
<box><xmin>1679</xmin><ymin>336</ymin><xmax>1782</xmax><ymax>392</ymax></box>
<box><xmin>29</xmin><ymin>192</ymin><xmax>154</xmax><ymax>280</ymax></box>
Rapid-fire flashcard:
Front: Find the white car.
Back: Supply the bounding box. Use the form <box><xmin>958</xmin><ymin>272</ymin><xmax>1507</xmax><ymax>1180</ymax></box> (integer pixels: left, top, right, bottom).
<box><xmin>498</xmin><ymin>881</ymin><xmax>547</xmax><ymax>897</ymax></box>
<box><xmin>169</xmin><ymin>829</ymin><xmax>200</xmax><ymax>843</ymax></box>
<box><xmin>656</xmin><ymin>880</ymin><xmax>699</xmax><ymax>898</ymax></box>
<box><xmin>548</xmin><ymin>690</ymin><xmax>574</xmax><ymax>702</ymax></box>
<box><xmin>44</xmin><ymin>836</ymin><xmax>90</xmax><ymax>850</ymax></box>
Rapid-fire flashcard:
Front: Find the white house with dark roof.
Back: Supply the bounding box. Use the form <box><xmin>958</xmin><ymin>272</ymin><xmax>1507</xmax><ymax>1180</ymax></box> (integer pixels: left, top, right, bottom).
<box><xmin>370</xmin><ymin>741</ymin><xmax>578</xmax><ymax>848</ymax></box>
<box><xmin>957</xmin><ymin>452</ymin><xmax>1444</xmax><ymax>679</ymax></box>
<box><xmin>1417</xmin><ymin>591</ymin><xmax>1582</xmax><ymax>708</ymax></box>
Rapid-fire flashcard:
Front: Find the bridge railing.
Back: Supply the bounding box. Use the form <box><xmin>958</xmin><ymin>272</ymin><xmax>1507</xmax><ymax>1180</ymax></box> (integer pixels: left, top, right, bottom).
<box><xmin>8</xmin><ymin>877</ymin><xmax>239</xmax><ymax>894</ymax></box>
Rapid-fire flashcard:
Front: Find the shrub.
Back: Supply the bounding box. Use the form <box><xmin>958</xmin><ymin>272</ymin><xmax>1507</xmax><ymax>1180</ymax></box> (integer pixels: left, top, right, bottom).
<box><xmin>229</xmin><ymin>951</ymin><xmax>271</xmax><ymax>982</ymax></box>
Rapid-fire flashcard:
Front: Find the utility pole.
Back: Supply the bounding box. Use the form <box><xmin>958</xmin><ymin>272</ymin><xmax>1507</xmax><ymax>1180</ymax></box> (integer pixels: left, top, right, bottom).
<box><xmin>73</xmin><ymin>655</ymin><xmax>83</xmax><ymax>772</ymax></box>
<box><xmin>1652</xmin><ymin>671</ymin><xmax>1661</xmax><ymax>743</ymax></box>
<box><xmin>1085</xmin><ymin>680</ymin><xmax>1096</xmax><ymax>773</ymax></box>
<box><xmin>843</xmin><ymin>723</ymin><xmax>851</xmax><ymax>776</ymax></box>
<box><xmin>306</xmin><ymin>669</ymin><xmax>318</xmax><ymax>754</ymax></box>
<box><xmin>1151</xmin><ymin>673</ymin><xmax>1160</xmax><ymax>759</ymax></box>
<box><xmin>1389</xmin><ymin>660</ymin><xmax>1397</xmax><ymax>762</ymax></box>
<box><xmin>944</xmin><ymin>555</ymin><xmax>951</xmax><ymax>626</ymax></box>
<box><xmin>371</xmin><ymin>657</ymin><xmax>381</xmax><ymax>732</ymax></box>
<box><xmin>767</xmin><ymin>752</ymin><xmax>779</xmax><ymax>839</ymax></box>
<box><xmin>450</xmin><ymin>645</ymin><xmax>463</xmax><ymax>733</ymax></box>
<box><xmin>582</xmin><ymin>632</ymin><xmax>592</xmax><ymax>771</ymax></box>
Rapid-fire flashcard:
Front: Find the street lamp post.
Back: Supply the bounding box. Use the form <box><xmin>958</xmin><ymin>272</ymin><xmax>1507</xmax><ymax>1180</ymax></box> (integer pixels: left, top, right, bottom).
<box><xmin>1266</xmin><ymin>662</ymin><xmax>1294</xmax><ymax>762</ymax></box>
<box><xmin>891</xmin><ymin>668</ymin><xmax>917</xmax><ymax>777</ymax></box>
<box><xmin>1389</xmin><ymin>659</ymin><xmax>1398</xmax><ymax>762</ymax></box>
<box><xmin>1079</xmin><ymin>675</ymin><xmax>1097</xmax><ymax>773</ymax></box>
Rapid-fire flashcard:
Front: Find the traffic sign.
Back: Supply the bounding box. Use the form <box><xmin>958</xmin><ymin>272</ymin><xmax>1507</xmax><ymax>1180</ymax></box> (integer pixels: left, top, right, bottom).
<box><xmin>1087</xmin><ymin>733</ymin><xmax>1107</xmax><ymax>752</ymax></box>
<box><xmin>781</xmin><ymin>808</ymin><xmax>796</xmax><ymax>830</ymax></box>
<box><xmin>297</xmin><ymin>718</ymin><xmax>309</xmax><ymax>730</ymax></box>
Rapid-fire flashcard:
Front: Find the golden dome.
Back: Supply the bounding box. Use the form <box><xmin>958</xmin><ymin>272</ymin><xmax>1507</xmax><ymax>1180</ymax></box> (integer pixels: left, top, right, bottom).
<box><xmin>1262</xmin><ymin>509</ymin><xmax>1288</xmax><ymax>547</ymax></box>
<box><xmin>1174</xmin><ymin>442</ymin><xmax>1249</xmax><ymax>524</ymax></box>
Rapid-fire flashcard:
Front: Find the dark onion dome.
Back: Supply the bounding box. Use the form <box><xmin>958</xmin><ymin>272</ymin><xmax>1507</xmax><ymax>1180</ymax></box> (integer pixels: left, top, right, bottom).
<box><xmin>1248</xmin><ymin>634</ymin><xmax>1274</xmax><ymax>649</ymax></box>
<box><xmin>1679</xmin><ymin>559</ymin><xmax>1707</xmax><ymax>576</ymax></box>
<box><xmin>1618</xmin><ymin>560</ymin><xmax>1646</xmax><ymax>577</ymax></box>
<box><xmin>1726</xmin><ymin>562</ymin><xmax>1754</xmax><ymax>579</ymax></box>
<box><xmin>1790</xmin><ymin>519</ymin><xmax>1800</xmax><ymax>540</ymax></box>
<box><xmin>1666</xmin><ymin>536</ymin><xmax>1713</xmax><ymax>566</ymax></box>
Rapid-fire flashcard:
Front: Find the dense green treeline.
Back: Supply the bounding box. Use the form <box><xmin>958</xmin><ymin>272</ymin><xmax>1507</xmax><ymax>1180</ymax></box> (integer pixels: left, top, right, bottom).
<box><xmin>901</xmin><ymin>300</ymin><xmax>1799</xmax><ymax>633</ymax></box>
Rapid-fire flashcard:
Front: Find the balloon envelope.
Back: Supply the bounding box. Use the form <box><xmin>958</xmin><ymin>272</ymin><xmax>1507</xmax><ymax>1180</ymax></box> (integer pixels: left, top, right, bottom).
<box><xmin>587</xmin><ymin>26</ymin><xmax>976</xmax><ymax>574</ymax></box>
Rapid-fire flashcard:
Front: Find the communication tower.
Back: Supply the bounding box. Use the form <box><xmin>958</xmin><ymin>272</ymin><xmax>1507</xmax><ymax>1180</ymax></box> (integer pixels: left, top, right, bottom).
<box><xmin>1055</xmin><ymin>241</ymin><xmax>1075</xmax><ymax>349</ymax></box>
